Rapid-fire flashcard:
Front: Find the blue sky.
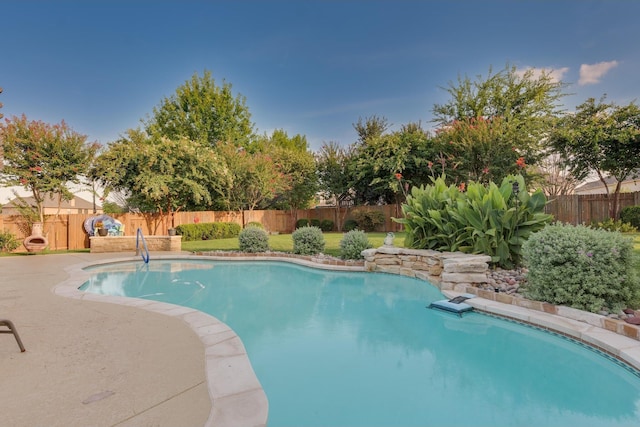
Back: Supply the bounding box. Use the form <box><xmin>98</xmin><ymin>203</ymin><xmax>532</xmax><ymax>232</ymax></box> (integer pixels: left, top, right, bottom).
<box><xmin>2</xmin><ymin>1</ymin><xmax>640</xmax><ymax>152</ymax></box>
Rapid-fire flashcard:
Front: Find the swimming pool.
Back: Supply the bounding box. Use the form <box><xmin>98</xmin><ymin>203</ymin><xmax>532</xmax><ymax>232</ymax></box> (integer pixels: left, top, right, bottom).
<box><xmin>82</xmin><ymin>259</ymin><xmax>640</xmax><ymax>427</ymax></box>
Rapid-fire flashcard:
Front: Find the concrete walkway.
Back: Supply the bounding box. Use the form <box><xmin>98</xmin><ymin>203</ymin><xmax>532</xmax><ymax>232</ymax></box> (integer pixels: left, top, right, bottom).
<box><xmin>0</xmin><ymin>252</ymin><xmax>211</xmax><ymax>427</ymax></box>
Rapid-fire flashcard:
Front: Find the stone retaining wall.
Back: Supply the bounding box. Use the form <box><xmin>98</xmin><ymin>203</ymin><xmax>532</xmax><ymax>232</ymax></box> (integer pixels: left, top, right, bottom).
<box><xmin>362</xmin><ymin>246</ymin><xmax>491</xmax><ymax>289</ymax></box>
<box><xmin>90</xmin><ymin>235</ymin><xmax>182</xmax><ymax>253</ymax></box>
<box><xmin>362</xmin><ymin>245</ymin><xmax>640</xmax><ymax>342</ymax></box>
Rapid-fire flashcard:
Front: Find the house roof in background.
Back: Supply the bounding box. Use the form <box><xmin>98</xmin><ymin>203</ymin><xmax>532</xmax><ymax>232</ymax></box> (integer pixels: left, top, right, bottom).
<box><xmin>574</xmin><ymin>171</ymin><xmax>640</xmax><ymax>192</ymax></box>
<box><xmin>2</xmin><ymin>194</ymin><xmax>100</xmax><ymax>210</ymax></box>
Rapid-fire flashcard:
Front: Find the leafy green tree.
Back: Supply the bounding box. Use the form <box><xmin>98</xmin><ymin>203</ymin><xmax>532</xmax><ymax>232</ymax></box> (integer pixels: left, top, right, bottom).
<box><xmin>145</xmin><ymin>70</ymin><xmax>255</xmax><ymax>147</ymax></box>
<box><xmin>348</xmin><ymin>116</ymin><xmax>394</xmax><ymax>205</ymax></box>
<box><xmin>262</xmin><ymin>128</ymin><xmax>308</xmax><ymax>152</ymax></box>
<box><xmin>216</xmin><ymin>143</ymin><xmax>289</xmax><ymax>211</ymax></box>
<box><xmin>431</xmin><ymin>64</ymin><xmax>567</xmax><ymax>184</ymax></box>
<box><xmin>316</xmin><ymin>141</ymin><xmax>353</xmax><ymax>230</ymax></box>
<box><xmin>268</xmin><ymin>144</ymin><xmax>318</xmax><ymax>228</ymax></box>
<box><xmin>549</xmin><ymin>97</ymin><xmax>640</xmax><ymax>217</ymax></box>
<box><xmin>349</xmin><ymin>118</ymin><xmax>433</xmax><ymax>205</ymax></box>
<box><xmin>101</xmin><ymin>201</ymin><xmax>125</xmax><ymax>214</ymax></box>
<box><xmin>253</xmin><ymin>129</ymin><xmax>317</xmax><ymax>219</ymax></box>
<box><xmin>0</xmin><ymin>114</ymin><xmax>98</xmax><ymax>225</ymax></box>
<box><xmin>431</xmin><ymin>116</ymin><xmax>526</xmax><ymax>185</ymax></box>
<box><xmin>92</xmin><ymin>129</ymin><xmax>231</xmax><ymax>233</ymax></box>
<box><xmin>353</xmin><ymin>115</ymin><xmax>389</xmax><ymax>142</ymax></box>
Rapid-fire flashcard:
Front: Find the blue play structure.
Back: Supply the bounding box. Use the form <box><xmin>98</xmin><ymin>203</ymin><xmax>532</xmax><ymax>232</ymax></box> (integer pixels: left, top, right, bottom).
<box><xmin>83</xmin><ymin>214</ymin><xmax>124</xmax><ymax>236</ymax></box>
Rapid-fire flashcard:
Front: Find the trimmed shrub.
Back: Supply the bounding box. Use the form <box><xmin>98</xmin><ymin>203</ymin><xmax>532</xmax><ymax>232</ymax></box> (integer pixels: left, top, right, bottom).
<box><xmin>522</xmin><ymin>223</ymin><xmax>640</xmax><ymax>313</ymax></box>
<box><xmin>339</xmin><ymin>230</ymin><xmax>372</xmax><ymax>260</ymax></box>
<box><xmin>620</xmin><ymin>205</ymin><xmax>640</xmax><ymax>229</ymax></box>
<box><xmin>590</xmin><ymin>218</ymin><xmax>637</xmax><ymax>233</ymax></box>
<box><xmin>320</xmin><ymin>219</ymin><xmax>334</xmax><ymax>232</ymax></box>
<box><xmin>0</xmin><ymin>230</ymin><xmax>20</xmax><ymax>252</ymax></box>
<box><xmin>238</xmin><ymin>226</ymin><xmax>270</xmax><ymax>253</ymax></box>
<box><xmin>245</xmin><ymin>221</ymin><xmax>264</xmax><ymax>229</ymax></box>
<box><xmin>310</xmin><ymin>218</ymin><xmax>321</xmax><ymax>228</ymax></box>
<box><xmin>296</xmin><ymin>218</ymin><xmax>310</xmax><ymax>229</ymax></box>
<box><xmin>351</xmin><ymin>208</ymin><xmax>385</xmax><ymax>232</ymax></box>
<box><xmin>292</xmin><ymin>226</ymin><xmax>325</xmax><ymax>255</ymax></box>
<box><xmin>176</xmin><ymin>222</ymin><xmax>241</xmax><ymax>241</ymax></box>
<box><xmin>342</xmin><ymin>219</ymin><xmax>358</xmax><ymax>232</ymax></box>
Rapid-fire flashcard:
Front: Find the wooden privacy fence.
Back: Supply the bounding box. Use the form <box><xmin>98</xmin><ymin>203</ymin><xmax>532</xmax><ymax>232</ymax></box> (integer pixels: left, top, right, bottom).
<box><xmin>544</xmin><ymin>191</ymin><xmax>640</xmax><ymax>225</ymax></box>
<box><xmin>3</xmin><ymin>193</ymin><xmax>638</xmax><ymax>252</ymax></box>
<box><xmin>0</xmin><ymin>204</ymin><xmax>405</xmax><ymax>252</ymax></box>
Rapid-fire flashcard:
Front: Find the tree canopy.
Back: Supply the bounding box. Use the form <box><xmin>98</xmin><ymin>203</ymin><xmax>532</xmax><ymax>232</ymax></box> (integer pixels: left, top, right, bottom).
<box><xmin>257</xmin><ymin>128</ymin><xmax>309</xmax><ymax>152</ymax></box>
<box><xmin>92</xmin><ymin>129</ymin><xmax>230</xmax><ymax>230</ymax></box>
<box><xmin>430</xmin><ymin>64</ymin><xmax>567</xmax><ymax>185</ymax></box>
<box><xmin>431</xmin><ymin>115</ymin><xmax>526</xmax><ymax>185</ymax></box>
<box><xmin>216</xmin><ymin>142</ymin><xmax>289</xmax><ymax>211</ymax></box>
<box><xmin>268</xmin><ymin>142</ymin><xmax>318</xmax><ymax>223</ymax></box>
<box><xmin>348</xmin><ymin>117</ymin><xmax>433</xmax><ymax>205</ymax></box>
<box><xmin>316</xmin><ymin>141</ymin><xmax>352</xmax><ymax>205</ymax></box>
<box><xmin>0</xmin><ymin>114</ymin><xmax>98</xmax><ymax>224</ymax></box>
<box><xmin>549</xmin><ymin>97</ymin><xmax>640</xmax><ymax>216</ymax></box>
<box><xmin>432</xmin><ymin>64</ymin><xmax>566</xmax><ymax>128</ymax></box>
<box><xmin>8</xmin><ymin>62</ymin><xmax>636</xmax><ymax>233</ymax></box>
<box><xmin>145</xmin><ymin>70</ymin><xmax>255</xmax><ymax>147</ymax></box>
<box><xmin>316</xmin><ymin>141</ymin><xmax>353</xmax><ymax>229</ymax></box>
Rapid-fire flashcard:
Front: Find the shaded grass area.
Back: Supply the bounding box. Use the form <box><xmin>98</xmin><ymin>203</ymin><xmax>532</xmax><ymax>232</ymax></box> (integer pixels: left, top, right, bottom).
<box><xmin>632</xmin><ymin>232</ymin><xmax>640</xmax><ymax>252</ymax></box>
<box><xmin>182</xmin><ymin>232</ymin><xmax>406</xmax><ymax>257</ymax></box>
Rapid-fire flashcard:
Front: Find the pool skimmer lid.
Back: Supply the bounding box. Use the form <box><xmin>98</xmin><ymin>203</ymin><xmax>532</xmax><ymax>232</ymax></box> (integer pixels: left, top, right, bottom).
<box><xmin>429</xmin><ymin>293</ymin><xmax>476</xmax><ymax>316</ymax></box>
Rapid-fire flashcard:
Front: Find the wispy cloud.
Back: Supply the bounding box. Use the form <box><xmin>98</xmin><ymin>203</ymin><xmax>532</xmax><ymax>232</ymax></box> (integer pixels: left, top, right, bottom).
<box><xmin>516</xmin><ymin>66</ymin><xmax>570</xmax><ymax>83</ymax></box>
<box><xmin>579</xmin><ymin>60</ymin><xmax>619</xmax><ymax>85</ymax></box>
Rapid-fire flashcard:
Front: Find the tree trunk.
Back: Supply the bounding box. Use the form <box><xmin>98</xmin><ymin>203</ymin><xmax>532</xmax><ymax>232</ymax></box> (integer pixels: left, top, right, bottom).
<box><xmin>612</xmin><ymin>181</ymin><xmax>623</xmax><ymax>219</ymax></box>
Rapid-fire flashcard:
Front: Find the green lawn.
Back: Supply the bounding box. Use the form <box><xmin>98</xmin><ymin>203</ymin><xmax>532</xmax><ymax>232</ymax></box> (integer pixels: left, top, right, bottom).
<box><xmin>3</xmin><ymin>230</ymin><xmax>638</xmax><ymax>261</ymax></box>
<box><xmin>630</xmin><ymin>233</ymin><xmax>640</xmax><ymax>270</ymax></box>
<box><xmin>181</xmin><ymin>231</ymin><xmax>406</xmax><ymax>257</ymax></box>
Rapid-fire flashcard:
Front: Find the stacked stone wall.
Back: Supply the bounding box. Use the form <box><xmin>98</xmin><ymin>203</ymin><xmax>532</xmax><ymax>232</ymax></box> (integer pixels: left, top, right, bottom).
<box><xmin>90</xmin><ymin>236</ymin><xmax>182</xmax><ymax>253</ymax></box>
<box><xmin>362</xmin><ymin>246</ymin><xmax>491</xmax><ymax>290</ymax></box>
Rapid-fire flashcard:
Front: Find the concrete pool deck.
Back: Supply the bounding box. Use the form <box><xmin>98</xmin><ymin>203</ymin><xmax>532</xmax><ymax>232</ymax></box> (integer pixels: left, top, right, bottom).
<box><xmin>3</xmin><ymin>252</ymin><xmax>640</xmax><ymax>427</ymax></box>
<box><xmin>0</xmin><ymin>252</ymin><xmax>214</xmax><ymax>427</ymax></box>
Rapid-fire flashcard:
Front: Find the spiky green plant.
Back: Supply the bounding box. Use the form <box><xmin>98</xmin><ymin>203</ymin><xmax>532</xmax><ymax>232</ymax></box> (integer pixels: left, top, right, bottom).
<box><xmin>395</xmin><ymin>174</ymin><xmax>552</xmax><ymax>268</ymax></box>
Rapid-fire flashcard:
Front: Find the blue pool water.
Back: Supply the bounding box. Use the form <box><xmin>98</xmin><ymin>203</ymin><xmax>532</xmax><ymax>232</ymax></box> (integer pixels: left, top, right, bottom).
<box><xmin>82</xmin><ymin>260</ymin><xmax>640</xmax><ymax>427</ymax></box>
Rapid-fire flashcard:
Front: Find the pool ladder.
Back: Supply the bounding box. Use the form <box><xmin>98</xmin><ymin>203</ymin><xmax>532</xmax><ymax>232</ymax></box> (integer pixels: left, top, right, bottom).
<box><xmin>136</xmin><ymin>228</ymin><xmax>150</xmax><ymax>263</ymax></box>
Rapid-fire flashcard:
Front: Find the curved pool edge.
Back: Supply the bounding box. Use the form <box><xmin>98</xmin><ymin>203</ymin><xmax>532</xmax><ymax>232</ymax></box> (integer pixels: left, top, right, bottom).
<box><xmin>55</xmin><ymin>255</ymin><xmax>269</xmax><ymax>427</ymax></box>
<box><xmin>442</xmin><ymin>289</ymin><xmax>640</xmax><ymax>372</ymax></box>
<box><xmin>54</xmin><ymin>254</ymin><xmax>640</xmax><ymax>427</ymax></box>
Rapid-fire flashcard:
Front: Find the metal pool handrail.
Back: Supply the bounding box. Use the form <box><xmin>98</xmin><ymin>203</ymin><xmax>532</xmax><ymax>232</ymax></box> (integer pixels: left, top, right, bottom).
<box><xmin>136</xmin><ymin>228</ymin><xmax>150</xmax><ymax>263</ymax></box>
